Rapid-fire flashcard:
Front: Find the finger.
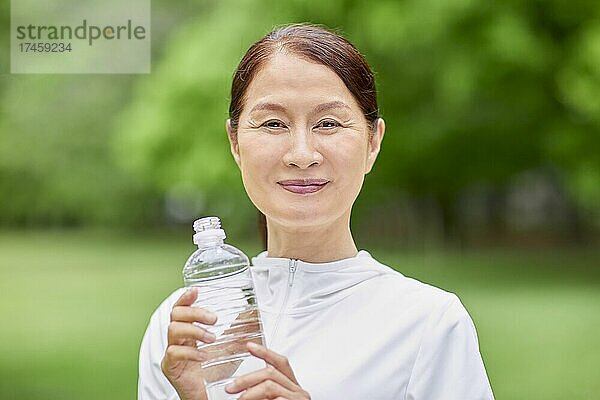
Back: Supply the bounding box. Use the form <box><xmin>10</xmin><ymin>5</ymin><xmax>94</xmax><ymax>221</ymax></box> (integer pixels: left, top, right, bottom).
<box><xmin>167</xmin><ymin>321</ymin><xmax>216</xmax><ymax>345</ymax></box>
<box><xmin>174</xmin><ymin>288</ymin><xmax>198</xmax><ymax>307</ymax></box>
<box><xmin>225</xmin><ymin>366</ymin><xmax>299</xmax><ymax>394</ymax></box>
<box><xmin>170</xmin><ymin>305</ymin><xmax>218</xmax><ymax>325</ymax></box>
<box><xmin>162</xmin><ymin>345</ymin><xmax>208</xmax><ymax>364</ymax></box>
<box><xmin>236</xmin><ymin>379</ymin><xmax>295</xmax><ymax>400</ymax></box>
<box><xmin>246</xmin><ymin>342</ymin><xmax>299</xmax><ymax>384</ymax></box>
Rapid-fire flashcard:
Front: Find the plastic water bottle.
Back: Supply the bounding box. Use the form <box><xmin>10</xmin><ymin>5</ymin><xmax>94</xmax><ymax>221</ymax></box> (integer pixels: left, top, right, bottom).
<box><xmin>183</xmin><ymin>216</ymin><xmax>266</xmax><ymax>400</ymax></box>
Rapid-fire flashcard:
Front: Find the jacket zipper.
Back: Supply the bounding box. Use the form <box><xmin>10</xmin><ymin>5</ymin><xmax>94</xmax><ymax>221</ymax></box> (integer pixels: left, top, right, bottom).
<box><xmin>287</xmin><ymin>259</ymin><xmax>298</xmax><ymax>287</ymax></box>
<box><xmin>269</xmin><ymin>259</ymin><xmax>297</xmax><ymax>347</ymax></box>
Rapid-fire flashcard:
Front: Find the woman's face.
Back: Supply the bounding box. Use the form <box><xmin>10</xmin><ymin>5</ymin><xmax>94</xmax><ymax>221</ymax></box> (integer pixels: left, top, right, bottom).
<box><xmin>227</xmin><ymin>52</ymin><xmax>384</xmax><ymax>230</ymax></box>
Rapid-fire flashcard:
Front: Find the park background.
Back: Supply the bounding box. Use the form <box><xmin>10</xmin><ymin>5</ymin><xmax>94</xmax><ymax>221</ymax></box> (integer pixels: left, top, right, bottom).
<box><xmin>1</xmin><ymin>0</ymin><xmax>599</xmax><ymax>399</ymax></box>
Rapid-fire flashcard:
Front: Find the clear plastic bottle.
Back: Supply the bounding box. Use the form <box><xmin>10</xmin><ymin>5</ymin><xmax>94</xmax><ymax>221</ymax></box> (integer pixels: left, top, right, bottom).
<box><xmin>183</xmin><ymin>216</ymin><xmax>266</xmax><ymax>400</ymax></box>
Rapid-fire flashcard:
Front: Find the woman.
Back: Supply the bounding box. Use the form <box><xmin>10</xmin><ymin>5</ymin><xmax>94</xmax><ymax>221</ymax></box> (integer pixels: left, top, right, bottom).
<box><xmin>139</xmin><ymin>23</ymin><xmax>495</xmax><ymax>400</ymax></box>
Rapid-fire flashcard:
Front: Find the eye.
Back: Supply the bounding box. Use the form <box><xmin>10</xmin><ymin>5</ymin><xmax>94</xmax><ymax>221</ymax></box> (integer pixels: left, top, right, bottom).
<box><xmin>262</xmin><ymin>120</ymin><xmax>286</xmax><ymax>130</ymax></box>
<box><xmin>315</xmin><ymin>119</ymin><xmax>341</xmax><ymax>130</ymax></box>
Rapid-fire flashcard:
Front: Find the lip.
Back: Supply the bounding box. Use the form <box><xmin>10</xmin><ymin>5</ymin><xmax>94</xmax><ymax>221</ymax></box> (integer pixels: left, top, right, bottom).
<box><xmin>277</xmin><ymin>178</ymin><xmax>330</xmax><ymax>194</ymax></box>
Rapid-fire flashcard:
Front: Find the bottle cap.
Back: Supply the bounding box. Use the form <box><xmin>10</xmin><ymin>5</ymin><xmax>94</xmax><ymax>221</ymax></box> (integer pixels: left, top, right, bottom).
<box><xmin>193</xmin><ymin>228</ymin><xmax>226</xmax><ymax>246</ymax></box>
<box><xmin>193</xmin><ymin>216</ymin><xmax>221</xmax><ymax>232</ymax></box>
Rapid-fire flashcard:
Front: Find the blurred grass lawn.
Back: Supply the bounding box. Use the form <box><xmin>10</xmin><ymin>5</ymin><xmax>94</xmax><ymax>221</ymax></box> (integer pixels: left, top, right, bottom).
<box><xmin>0</xmin><ymin>230</ymin><xmax>598</xmax><ymax>400</ymax></box>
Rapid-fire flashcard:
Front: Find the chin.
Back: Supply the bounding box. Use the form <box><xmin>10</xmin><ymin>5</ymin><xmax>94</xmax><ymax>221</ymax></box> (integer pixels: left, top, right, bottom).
<box><xmin>266</xmin><ymin>205</ymin><xmax>337</xmax><ymax>230</ymax></box>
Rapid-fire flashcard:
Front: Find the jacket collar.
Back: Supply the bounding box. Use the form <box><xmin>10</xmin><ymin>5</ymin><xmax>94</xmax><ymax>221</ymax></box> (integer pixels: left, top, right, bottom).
<box><xmin>249</xmin><ymin>249</ymin><xmax>387</xmax><ymax>314</ymax></box>
<box><xmin>251</xmin><ymin>249</ymin><xmax>374</xmax><ymax>272</ymax></box>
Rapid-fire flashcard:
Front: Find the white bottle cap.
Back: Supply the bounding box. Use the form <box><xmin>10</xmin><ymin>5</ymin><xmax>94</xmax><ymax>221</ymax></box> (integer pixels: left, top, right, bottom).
<box><xmin>193</xmin><ymin>228</ymin><xmax>226</xmax><ymax>246</ymax></box>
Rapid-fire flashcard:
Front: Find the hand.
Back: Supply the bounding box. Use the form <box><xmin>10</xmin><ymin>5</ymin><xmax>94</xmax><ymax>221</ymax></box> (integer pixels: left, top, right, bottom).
<box><xmin>224</xmin><ymin>342</ymin><xmax>311</xmax><ymax>400</ymax></box>
<box><xmin>161</xmin><ymin>288</ymin><xmax>218</xmax><ymax>400</ymax></box>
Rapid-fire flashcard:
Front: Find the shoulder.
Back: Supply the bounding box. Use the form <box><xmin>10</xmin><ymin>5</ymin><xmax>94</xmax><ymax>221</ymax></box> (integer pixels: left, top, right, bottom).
<box><xmin>367</xmin><ymin>255</ymin><xmax>481</xmax><ymax>347</ymax></box>
<box><xmin>364</xmin><ymin>252</ymin><xmax>460</xmax><ymax>314</ymax></box>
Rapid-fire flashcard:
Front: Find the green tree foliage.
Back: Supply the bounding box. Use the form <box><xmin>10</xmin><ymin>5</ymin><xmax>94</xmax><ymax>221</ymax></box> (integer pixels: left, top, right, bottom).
<box><xmin>0</xmin><ymin>1</ymin><xmax>201</xmax><ymax>226</ymax></box>
<box><xmin>0</xmin><ymin>76</ymin><xmax>160</xmax><ymax>226</ymax></box>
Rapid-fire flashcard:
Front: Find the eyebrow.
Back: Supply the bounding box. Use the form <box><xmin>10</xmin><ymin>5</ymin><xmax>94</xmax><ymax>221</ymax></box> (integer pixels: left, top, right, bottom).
<box><xmin>249</xmin><ymin>102</ymin><xmax>287</xmax><ymax>114</ymax></box>
<box><xmin>249</xmin><ymin>100</ymin><xmax>351</xmax><ymax>115</ymax></box>
<box><xmin>312</xmin><ymin>100</ymin><xmax>352</xmax><ymax>114</ymax></box>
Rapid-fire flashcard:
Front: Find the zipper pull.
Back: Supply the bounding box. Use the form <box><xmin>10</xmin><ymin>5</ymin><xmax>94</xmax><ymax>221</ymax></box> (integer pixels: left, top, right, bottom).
<box><xmin>288</xmin><ymin>259</ymin><xmax>297</xmax><ymax>287</ymax></box>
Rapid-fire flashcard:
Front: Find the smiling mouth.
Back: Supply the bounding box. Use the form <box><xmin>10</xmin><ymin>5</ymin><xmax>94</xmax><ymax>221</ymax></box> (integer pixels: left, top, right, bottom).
<box><xmin>277</xmin><ymin>179</ymin><xmax>330</xmax><ymax>195</ymax></box>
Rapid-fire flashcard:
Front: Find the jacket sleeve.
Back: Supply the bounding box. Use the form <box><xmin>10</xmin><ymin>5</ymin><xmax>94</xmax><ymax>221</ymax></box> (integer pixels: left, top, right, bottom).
<box><xmin>404</xmin><ymin>294</ymin><xmax>494</xmax><ymax>400</ymax></box>
<box><xmin>138</xmin><ymin>293</ymin><xmax>182</xmax><ymax>400</ymax></box>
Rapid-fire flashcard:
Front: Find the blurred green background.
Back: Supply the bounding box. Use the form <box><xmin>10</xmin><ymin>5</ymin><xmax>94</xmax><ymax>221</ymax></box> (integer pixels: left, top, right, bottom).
<box><xmin>1</xmin><ymin>0</ymin><xmax>599</xmax><ymax>399</ymax></box>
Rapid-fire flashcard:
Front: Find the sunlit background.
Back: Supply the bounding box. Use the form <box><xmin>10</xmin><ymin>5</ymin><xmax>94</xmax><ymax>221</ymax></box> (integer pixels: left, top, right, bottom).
<box><xmin>1</xmin><ymin>1</ymin><xmax>599</xmax><ymax>399</ymax></box>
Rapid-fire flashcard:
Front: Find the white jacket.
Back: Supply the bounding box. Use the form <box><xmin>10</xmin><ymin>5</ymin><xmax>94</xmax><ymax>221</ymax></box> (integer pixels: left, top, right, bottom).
<box><xmin>138</xmin><ymin>250</ymin><xmax>495</xmax><ymax>400</ymax></box>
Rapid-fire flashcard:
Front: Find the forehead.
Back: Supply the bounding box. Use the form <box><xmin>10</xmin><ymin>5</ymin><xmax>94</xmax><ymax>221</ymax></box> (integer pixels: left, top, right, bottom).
<box><xmin>242</xmin><ymin>52</ymin><xmax>361</xmax><ymax>112</ymax></box>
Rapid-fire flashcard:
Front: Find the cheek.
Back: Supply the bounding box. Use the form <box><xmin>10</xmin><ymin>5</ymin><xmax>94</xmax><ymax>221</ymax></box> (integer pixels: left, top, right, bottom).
<box><xmin>316</xmin><ymin>138</ymin><xmax>367</xmax><ymax>206</ymax></box>
<box><xmin>238</xmin><ymin>139</ymin><xmax>279</xmax><ymax>185</ymax></box>
<box><xmin>324</xmin><ymin>136</ymin><xmax>367</xmax><ymax>176</ymax></box>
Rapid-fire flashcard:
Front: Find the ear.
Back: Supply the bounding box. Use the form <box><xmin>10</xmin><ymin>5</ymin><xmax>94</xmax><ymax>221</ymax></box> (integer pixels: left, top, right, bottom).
<box><xmin>365</xmin><ymin>118</ymin><xmax>385</xmax><ymax>174</ymax></box>
<box><xmin>226</xmin><ymin>119</ymin><xmax>241</xmax><ymax>168</ymax></box>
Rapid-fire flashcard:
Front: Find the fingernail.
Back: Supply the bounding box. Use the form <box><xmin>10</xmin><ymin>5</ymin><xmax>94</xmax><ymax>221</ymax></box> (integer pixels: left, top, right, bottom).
<box><xmin>225</xmin><ymin>382</ymin><xmax>236</xmax><ymax>392</ymax></box>
<box><xmin>208</xmin><ymin>312</ymin><xmax>218</xmax><ymax>323</ymax></box>
<box><xmin>248</xmin><ymin>342</ymin><xmax>259</xmax><ymax>350</ymax></box>
<box><xmin>207</xmin><ymin>332</ymin><xmax>217</xmax><ymax>342</ymax></box>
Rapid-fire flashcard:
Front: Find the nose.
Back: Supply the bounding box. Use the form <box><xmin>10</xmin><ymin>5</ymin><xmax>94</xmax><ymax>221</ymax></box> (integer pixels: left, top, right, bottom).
<box><xmin>282</xmin><ymin>129</ymin><xmax>323</xmax><ymax>169</ymax></box>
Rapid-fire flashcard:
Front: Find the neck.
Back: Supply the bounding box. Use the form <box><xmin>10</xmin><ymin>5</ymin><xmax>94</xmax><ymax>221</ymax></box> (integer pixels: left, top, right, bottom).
<box><xmin>265</xmin><ymin>211</ymin><xmax>358</xmax><ymax>263</ymax></box>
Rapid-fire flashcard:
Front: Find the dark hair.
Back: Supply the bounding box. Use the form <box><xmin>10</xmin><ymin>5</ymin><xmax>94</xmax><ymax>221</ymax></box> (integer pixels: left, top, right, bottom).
<box><xmin>228</xmin><ymin>23</ymin><xmax>380</xmax><ymax>249</ymax></box>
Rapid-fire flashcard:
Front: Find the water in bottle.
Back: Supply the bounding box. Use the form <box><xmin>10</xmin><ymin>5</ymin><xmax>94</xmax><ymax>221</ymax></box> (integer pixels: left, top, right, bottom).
<box><xmin>183</xmin><ymin>216</ymin><xmax>266</xmax><ymax>400</ymax></box>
